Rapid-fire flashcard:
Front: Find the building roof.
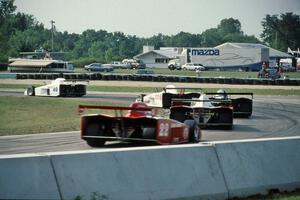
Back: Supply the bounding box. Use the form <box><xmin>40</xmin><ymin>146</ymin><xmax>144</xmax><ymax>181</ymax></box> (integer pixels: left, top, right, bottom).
<box><xmin>9</xmin><ymin>59</ymin><xmax>55</xmax><ymax>67</ymax></box>
<box><xmin>215</xmin><ymin>42</ymin><xmax>293</xmax><ymax>58</ymax></box>
<box><xmin>134</xmin><ymin>49</ymin><xmax>179</xmax><ymax>59</ymax></box>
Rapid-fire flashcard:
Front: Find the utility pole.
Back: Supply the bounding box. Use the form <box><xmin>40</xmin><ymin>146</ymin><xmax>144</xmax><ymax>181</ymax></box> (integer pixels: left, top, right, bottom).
<box><xmin>51</xmin><ymin>20</ymin><xmax>55</xmax><ymax>52</ymax></box>
<box><xmin>275</xmin><ymin>31</ymin><xmax>278</xmax><ymax>49</ymax></box>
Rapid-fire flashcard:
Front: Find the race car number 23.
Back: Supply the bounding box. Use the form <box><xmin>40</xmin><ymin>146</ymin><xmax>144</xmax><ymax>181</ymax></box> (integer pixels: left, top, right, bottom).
<box><xmin>159</xmin><ymin>123</ymin><xmax>169</xmax><ymax>136</ymax></box>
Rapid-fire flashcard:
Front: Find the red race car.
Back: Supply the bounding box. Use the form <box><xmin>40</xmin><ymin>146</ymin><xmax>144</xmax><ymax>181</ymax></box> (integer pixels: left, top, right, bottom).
<box><xmin>79</xmin><ymin>102</ymin><xmax>201</xmax><ymax>147</ymax></box>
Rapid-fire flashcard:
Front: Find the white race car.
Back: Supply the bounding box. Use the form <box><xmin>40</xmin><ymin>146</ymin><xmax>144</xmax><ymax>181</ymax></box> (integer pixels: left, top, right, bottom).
<box><xmin>24</xmin><ymin>78</ymin><xmax>87</xmax><ymax>97</ymax></box>
<box><xmin>138</xmin><ymin>86</ymin><xmax>234</xmax><ymax>129</ymax></box>
<box><xmin>139</xmin><ymin>86</ymin><xmax>252</xmax><ymax>118</ymax></box>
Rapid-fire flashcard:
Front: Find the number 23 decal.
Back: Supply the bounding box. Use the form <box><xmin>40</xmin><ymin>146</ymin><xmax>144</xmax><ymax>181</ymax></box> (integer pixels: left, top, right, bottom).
<box><xmin>159</xmin><ymin>123</ymin><xmax>169</xmax><ymax>136</ymax></box>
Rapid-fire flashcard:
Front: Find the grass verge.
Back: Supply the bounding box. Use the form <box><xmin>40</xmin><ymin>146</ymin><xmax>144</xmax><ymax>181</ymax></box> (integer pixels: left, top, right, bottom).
<box><xmin>0</xmin><ymin>83</ymin><xmax>35</xmax><ymax>89</ymax></box>
<box><xmin>0</xmin><ymin>83</ymin><xmax>299</xmax><ymax>96</ymax></box>
<box><xmin>74</xmin><ymin>191</ymin><xmax>300</xmax><ymax>200</ymax></box>
<box><xmin>0</xmin><ymin>96</ymin><xmax>126</xmax><ymax>136</ymax></box>
<box><xmin>235</xmin><ymin>190</ymin><xmax>300</xmax><ymax>200</ymax></box>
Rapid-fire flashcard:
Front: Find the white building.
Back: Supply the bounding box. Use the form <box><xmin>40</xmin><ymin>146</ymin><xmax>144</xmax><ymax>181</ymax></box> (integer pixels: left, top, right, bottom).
<box><xmin>134</xmin><ymin>46</ymin><xmax>182</xmax><ymax>68</ymax></box>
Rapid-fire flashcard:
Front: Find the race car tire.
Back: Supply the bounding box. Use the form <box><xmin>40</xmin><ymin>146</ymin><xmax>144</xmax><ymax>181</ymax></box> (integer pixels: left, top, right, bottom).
<box><xmin>85</xmin><ymin>123</ymin><xmax>106</xmax><ymax>147</ymax></box>
<box><xmin>26</xmin><ymin>87</ymin><xmax>35</xmax><ymax>96</ymax></box>
<box><xmin>142</xmin><ymin>127</ymin><xmax>156</xmax><ymax>139</ymax></box>
<box><xmin>184</xmin><ymin>120</ymin><xmax>199</xmax><ymax>143</ymax></box>
<box><xmin>168</xmin><ymin>65</ymin><xmax>175</xmax><ymax>70</ymax></box>
<box><xmin>217</xmin><ymin>110</ymin><xmax>233</xmax><ymax>130</ymax></box>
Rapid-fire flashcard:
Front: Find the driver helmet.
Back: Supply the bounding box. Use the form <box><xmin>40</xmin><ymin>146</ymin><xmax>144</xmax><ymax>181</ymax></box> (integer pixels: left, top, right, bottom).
<box><xmin>165</xmin><ymin>85</ymin><xmax>178</xmax><ymax>94</ymax></box>
<box><xmin>214</xmin><ymin>89</ymin><xmax>228</xmax><ymax>99</ymax></box>
<box><xmin>126</xmin><ymin>102</ymin><xmax>151</xmax><ymax>117</ymax></box>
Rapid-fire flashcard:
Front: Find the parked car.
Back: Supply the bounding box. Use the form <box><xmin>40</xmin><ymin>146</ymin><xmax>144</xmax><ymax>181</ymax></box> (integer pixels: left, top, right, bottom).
<box><xmin>103</xmin><ymin>61</ymin><xmax>130</xmax><ymax>69</ymax></box>
<box><xmin>181</xmin><ymin>63</ymin><xmax>205</xmax><ymax>71</ymax></box>
<box><xmin>84</xmin><ymin>63</ymin><xmax>114</xmax><ymax>72</ymax></box>
<box><xmin>168</xmin><ymin>59</ymin><xmax>181</xmax><ymax>70</ymax></box>
<box><xmin>122</xmin><ymin>59</ymin><xmax>146</xmax><ymax>69</ymax></box>
<box><xmin>281</xmin><ymin>64</ymin><xmax>296</xmax><ymax>72</ymax></box>
<box><xmin>135</xmin><ymin>69</ymin><xmax>154</xmax><ymax>75</ymax></box>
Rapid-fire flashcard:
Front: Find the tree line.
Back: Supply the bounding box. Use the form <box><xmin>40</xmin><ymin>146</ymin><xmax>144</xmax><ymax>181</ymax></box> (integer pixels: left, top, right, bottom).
<box><xmin>0</xmin><ymin>0</ymin><xmax>299</xmax><ymax>66</ymax></box>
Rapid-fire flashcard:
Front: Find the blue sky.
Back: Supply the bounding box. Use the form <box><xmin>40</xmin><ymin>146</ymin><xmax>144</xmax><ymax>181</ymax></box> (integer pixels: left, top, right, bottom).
<box><xmin>15</xmin><ymin>0</ymin><xmax>300</xmax><ymax>38</ymax></box>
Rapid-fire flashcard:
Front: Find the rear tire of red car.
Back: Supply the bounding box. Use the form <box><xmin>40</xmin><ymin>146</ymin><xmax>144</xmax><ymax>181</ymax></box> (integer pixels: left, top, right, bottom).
<box><xmin>85</xmin><ymin>123</ymin><xmax>106</xmax><ymax>147</ymax></box>
<box><xmin>184</xmin><ymin>120</ymin><xmax>200</xmax><ymax>143</ymax></box>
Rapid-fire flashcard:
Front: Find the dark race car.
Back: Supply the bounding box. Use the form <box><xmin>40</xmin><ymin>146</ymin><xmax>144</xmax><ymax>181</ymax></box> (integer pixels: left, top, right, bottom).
<box><xmin>79</xmin><ymin>102</ymin><xmax>201</xmax><ymax>147</ymax></box>
<box><xmin>206</xmin><ymin>90</ymin><xmax>253</xmax><ymax>118</ymax></box>
<box><xmin>169</xmin><ymin>94</ymin><xmax>233</xmax><ymax>129</ymax></box>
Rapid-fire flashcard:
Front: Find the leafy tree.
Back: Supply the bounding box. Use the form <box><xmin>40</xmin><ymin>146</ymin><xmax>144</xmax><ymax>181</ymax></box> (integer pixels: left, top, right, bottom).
<box><xmin>0</xmin><ymin>0</ymin><xmax>16</xmax><ymax>24</ymax></box>
<box><xmin>146</xmin><ymin>33</ymin><xmax>167</xmax><ymax>49</ymax></box>
<box><xmin>203</xmin><ymin>18</ymin><xmax>261</xmax><ymax>46</ymax></box>
<box><xmin>0</xmin><ymin>0</ymin><xmax>17</xmax><ymax>61</ymax></box>
<box><xmin>8</xmin><ymin>27</ymin><xmax>50</xmax><ymax>54</ymax></box>
<box><xmin>201</xmin><ymin>28</ymin><xmax>223</xmax><ymax>47</ymax></box>
<box><xmin>166</xmin><ymin>32</ymin><xmax>202</xmax><ymax>47</ymax></box>
<box><xmin>105</xmin><ymin>48</ymin><xmax>113</xmax><ymax>62</ymax></box>
<box><xmin>11</xmin><ymin>12</ymin><xmax>35</xmax><ymax>31</ymax></box>
<box><xmin>222</xmin><ymin>33</ymin><xmax>260</xmax><ymax>44</ymax></box>
<box><xmin>218</xmin><ymin>18</ymin><xmax>242</xmax><ymax>35</ymax></box>
<box><xmin>88</xmin><ymin>41</ymin><xmax>108</xmax><ymax>60</ymax></box>
<box><xmin>261</xmin><ymin>12</ymin><xmax>300</xmax><ymax>51</ymax></box>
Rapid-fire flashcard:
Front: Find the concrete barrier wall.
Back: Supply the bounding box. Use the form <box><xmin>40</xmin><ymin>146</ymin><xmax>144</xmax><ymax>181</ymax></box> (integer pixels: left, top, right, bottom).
<box><xmin>50</xmin><ymin>145</ymin><xmax>228</xmax><ymax>200</ymax></box>
<box><xmin>0</xmin><ymin>154</ymin><xmax>61</xmax><ymax>200</ymax></box>
<box><xmin>213</xmin><ymin>137</ymin><xmax>300</xmax><ymax>198</ymax></box>
<box><xmin>1</xmin><ymin>137</ymin><xmax>300</xmax><ymax>200</ymax></box>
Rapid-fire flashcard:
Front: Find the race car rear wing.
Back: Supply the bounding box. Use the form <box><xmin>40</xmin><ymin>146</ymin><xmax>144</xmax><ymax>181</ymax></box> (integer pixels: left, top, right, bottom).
<box><xmin>78</xmin><ymin>105</ymin><xmax>152</xmax><ymax>115</ymax></box>
<box><xmin>205</xmin><ymin>92</ymin><xmax>253</xmax><ymax>99</ymax></box>
<box><xmin>64</xmin><ymin>80</ymin><xmax>89</xmax><ymax>85</ymax></box>
<box><xmin>163</xmin><ymin>87</ymin><xmax>203</xmax><ymax>93</ymax></box>
<box><xmin>171</xmin><ymin>98</ymin><xmax>232</xmax><ymax>105</ymax></box>
<box><xmin>162</xmin><ymin>87</ymin><xmax>253</xmax><ymax>98</ymax></box>
<box><xmin>162</xmin><ymin>93</ymin><xmax>201</xmax><ymax>108</ymax></box>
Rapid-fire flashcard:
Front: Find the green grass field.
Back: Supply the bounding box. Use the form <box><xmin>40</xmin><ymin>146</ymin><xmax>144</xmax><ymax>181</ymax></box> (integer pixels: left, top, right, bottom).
<box><xmin>0</xmin><ymin>96</ymin><xmax>126</xmax><ymax>136</ymax></box>
<box><xmin>240</xmin><ymin>191</ymin><xmax>300</xmax><ymax>200</ymax></box>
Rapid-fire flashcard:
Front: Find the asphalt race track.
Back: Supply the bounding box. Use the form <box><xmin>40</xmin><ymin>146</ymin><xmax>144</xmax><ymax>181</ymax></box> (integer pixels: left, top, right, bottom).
<box><xmin>0</xmin><ymin>91</ymin><xmax>299</xmax><ymax>155</ymax></box>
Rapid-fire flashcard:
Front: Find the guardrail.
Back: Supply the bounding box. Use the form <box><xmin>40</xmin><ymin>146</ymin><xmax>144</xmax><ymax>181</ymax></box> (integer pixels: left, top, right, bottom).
<box><xmin>1</xmin><ymin>136</ymin><xmax>300</xmax><ymax>200</ymax></box>
<box><xmin>13</xmin><ymin>73</ymin><xmax>300</xmax><ymax>86</ymax></box>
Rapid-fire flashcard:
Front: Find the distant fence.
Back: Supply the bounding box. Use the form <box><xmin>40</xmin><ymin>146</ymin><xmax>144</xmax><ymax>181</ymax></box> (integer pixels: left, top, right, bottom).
<box><xmin>13</xmin><ymin>73</ymin><xmax>300</xmax><ymax>86</ymax></box>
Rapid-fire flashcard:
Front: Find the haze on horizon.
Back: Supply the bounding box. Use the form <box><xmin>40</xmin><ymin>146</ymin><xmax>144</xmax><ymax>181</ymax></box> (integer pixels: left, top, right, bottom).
<box><xmin>14</xmin><ymin>0</ymin><xmax>300</xmax><ymax>38</ymax></box>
